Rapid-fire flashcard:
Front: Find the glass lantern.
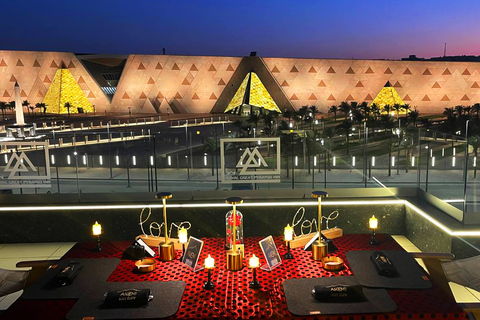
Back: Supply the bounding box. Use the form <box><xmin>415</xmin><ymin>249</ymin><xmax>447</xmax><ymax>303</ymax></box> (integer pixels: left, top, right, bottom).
<box><xmin>225</xmin><ymin>209</ymin><xmax>244</xmax><ymax>250</ymax></box>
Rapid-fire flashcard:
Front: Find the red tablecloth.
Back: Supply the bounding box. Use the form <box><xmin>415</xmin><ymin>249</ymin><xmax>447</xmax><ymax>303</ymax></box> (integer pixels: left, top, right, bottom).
<box><xmin>0</xmin><ymin>234</ymin><xmax>467</xmax><ymax>320</ymax></box>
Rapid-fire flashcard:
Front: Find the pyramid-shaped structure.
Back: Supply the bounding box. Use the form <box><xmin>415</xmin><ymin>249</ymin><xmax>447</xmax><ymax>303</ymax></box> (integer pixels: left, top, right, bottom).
<box><xmin>225</xmin><ymin>72</ymin><xmax>280</xmax><ymax>113</ymax></box>
<box><xmin>43</xmin><ymin>67</ymin><xmax>93</xmax><ymax>114</ymax></box>
<box><xmin>370</xmin><ymin>81</ymin><xmax>405</xmax><ymax>111</ymax></box>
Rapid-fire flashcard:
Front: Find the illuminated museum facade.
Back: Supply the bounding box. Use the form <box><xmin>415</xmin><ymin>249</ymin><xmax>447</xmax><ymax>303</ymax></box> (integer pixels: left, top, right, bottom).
<box><xmin>0</xmin><ymin>50</ymin><xmax>479</xmax><ymax>114</ymax></box>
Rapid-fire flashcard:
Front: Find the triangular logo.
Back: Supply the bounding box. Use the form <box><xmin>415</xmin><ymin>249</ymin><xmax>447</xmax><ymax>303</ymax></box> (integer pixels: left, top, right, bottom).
<box><xmin>327</xmin><ymin>67</ymin><xmax>335</xmax><ymax>74</ymax></box>
<box><xmin>308</xmin><ymin>93</ymin><xmax>317</xmax><ymax>100</ymax></box>
<box><xmin>147</xmin><ymin>77</ymin><xmax>155</xmax><ymax>84</ymax></box>
<box><xmin>365</xmin><ymin>67</ymin><xmax>374</xmax><ymax>74</ymax></box>
<box><xmin>290</xmin><ymin>66</ymin><xmax>299</xmax><ymax>73</ymax></box>
<box><xmin>122</xmin><ymin>92</ymin><xmax>130</xmax><ymax>99</ymax></box>
<box><xmin>423</xmin><ymin>68</ymin><xmax>432</xmax><ymax>75</ymax></box>
<box><xmin>43</xmin><ymin>68</ymin><xmax>94</xmax><ymax>114</ymax></box>
<box><xmin>16</xmin><ymin>59</ymin><xmax>24</xmax><ymax>67</ymax></box>
<box><xmin>355</xmin><ymin>81</ymin><xmax>364</xmax><ymax>87</ymax></box>
<box><xmin>441</xmin><ymin>95</ymin><xmax>450</xmax><ymax>101</ymax></box>
<box><xmin>0</xmin><ymin>59</ymin><xmax>7</xmax><ymax>67</ymax></box>
<box><xmin>281</xmin><ymin>80</ymin><xmax>289</xmax><ymax>87</ymax></box>
<box><xmin>210</xmin><ymin>93</ymin><xmax>217</xmax><ymax>100</ymax></box>
<box><xmin>346</xmin><ymin>94</ymin><xmax>355</xmax><ymax>100</ymax></box>
<box><xmin>364</xmin><ymin>94</ymin><xmax>374</xmax><ymax>100</ymax></box>
<box><xmin>172</xmin><ymin>63</ymin><xmax>180</xmax><ymax>70</ymax></box>
<box><xmin>290</xmin><ymin>94</ymin><xmax>299</xmax><ymax>100</ymax></box>
<box><xmin>403</xmin><ymin>68</ymin><xmax>412</xmax><ymax>75</ymax></box>
<box><xmin>138</xmin><ymin>63</ymin><xmax>146</xmax><ymax>70</ymax></box>
<box><xmin>208</xmin><ymin>64</ymin><xmax>216</xmax><ymax>72</ymax></box>
<box><xmin>4</xmin><ymin>152</ymin><xmax>37</xmax><ymax>179</ymax></box>
<box><xmin>190</xmin><ymin>64</ymin><xmax>198</xmax><ymax>71</ymax></box>
<box><xmin>327</xmin><ymin>94</ymin><xmax>336</xmax><ymax>101</ymax></box>
<box><xmin>461</xmin><ymin>94</ymin><xmax>470</xmax><ymax>101</ymax></box>
<box><xmin>308</xmin><ymin>66</ymin><xmax>317</xmax><ymax>73</ymax></box>
<box><xmin>443</xmin><ymin>68</ymin><xmax>451</xmax><ymax>75</ymax></box>
<box><xmin>271</xmin><ymin>66</ymin><xmax>280</xmax><ymax>73</ymax></box>
<box><xmin>472</xmin><ymin>82</ymin><xmax>480</xmax><ymax>88</ymax></box>
<box><xmin>225</xmin><ymin>72</ymin><xmax>280</xmax><ymax>113</ymax></box>
<box><xmin>218</xmin><ymin>79</ymin><xmax>226</xmax><ymax>85</ymax></box>
<box><xmin>227</xmin><ymin>64</ymin><xmax>235</xmax><ymax>71</ymax></box>
<box><xmin>462</xmin><ymin>69</ymin><xmax>471</xmax><ymax>75</ymax></box>
<box><xmin>236</xmin><ymin>148</ymin><xmax>268</xmax><ymax>175</ymax></box>
<box><xmin>432</xmin><ymin>82</ymin><xmax>441</xmax><ymax>88</ymax></box>
<box><xmin>384</xmin><ymin>68</ymin><xmax>393</xmax><ymax>74</ymax></box>
<box><xmin>155</xmin><ymin>63</ymin><xmax>163</xmax><ymax>70</ymax></box>
<box><xmin>318</xmin><ymin>80</ymin><xmax>326</xmax><ymax>87</ymax></box>
<box><xmin>192</xmin><ymin>93</ymin><xmax>200</xmax><ymax>100</ymax></box>
<box><xmin>422</xmin><ymin>95</ymin><xmax>430</xmax><ymax>101</ymax></box>
<box><xmin>33</xmin><ymin>60</ymin><xmax>41</xmax><ymax>67</ymax></box>
<box><xmin>346</xmin><ymin>67</ymin><xmax>355</xmax><ymax>74</ymax></box>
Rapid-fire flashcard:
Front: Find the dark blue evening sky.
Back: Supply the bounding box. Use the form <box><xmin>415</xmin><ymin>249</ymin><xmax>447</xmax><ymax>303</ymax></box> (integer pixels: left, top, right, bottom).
<box><xmin>1</xmin><ymin>0</ymin><xmax>479</xmax><ymax>59</ymax></box>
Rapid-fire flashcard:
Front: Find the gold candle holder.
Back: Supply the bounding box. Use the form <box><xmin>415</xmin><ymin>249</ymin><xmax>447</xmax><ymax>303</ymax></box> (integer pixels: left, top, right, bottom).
<box><xmin>311</xmin><ymin>191</ymin><xmax>328</xmax><ymax>261</ymax></box>
<box><xmin>226</xmin><ymin>197</ymin><xmax>243</xmax><ymax>271</ymax></box>
<box><xmin>156</xmin><ymin>192</ymin><xmax>175</xmax><ymax>261</ymax></box>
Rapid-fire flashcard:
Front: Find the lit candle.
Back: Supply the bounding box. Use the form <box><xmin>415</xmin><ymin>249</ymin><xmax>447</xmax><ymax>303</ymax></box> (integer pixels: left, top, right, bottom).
<box><xmin>369</xmin><ymin>215</ymin><xmax>378</xmax><ymax>229</ymax></box>
<box><xmin>178</xmin><ymin>227</ymin><xmax>188</xmax><ymax>244</ymax></box>
<box><xmin>205</xmin><ymin>254</ymin><xmax>215</xmax><ymax>269</ymax></box>
<box><xmin>92</xmin><ymin>221</ymin><xmax>102</xmax><ymax>235</ymax></box>
<box><xmin>249</xmin><ymin>254</ymin><xmax>260</xmax><ymax>269</ymax></box>
<box><xmin>284</xmin><ymin>224</ymin><xmax>294</xmax><ymax>241</ymax></box>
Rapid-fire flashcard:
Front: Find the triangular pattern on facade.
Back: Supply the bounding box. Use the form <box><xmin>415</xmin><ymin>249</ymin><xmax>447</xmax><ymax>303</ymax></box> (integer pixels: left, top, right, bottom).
<box><xmin>308</xmin><ymin>67</ymin><xmax>317</xmax><ymax>73</ymax></box>
<box><xmin>327</xmin><ymin>67</ymin><xmax>335</xmax><ymax>74</ymax></box>
<box><xmin>43</xmin><ymin>67</ymin><xmax>93</xmax><ymax>114</ymax></box>
<box><xmin>224</xmin><ymin>72</ymin><xmax>281</xmax><ymax>113</ymax></box>
<box><xmin>346</xmin><ymin>67</ymin><xmax>355</xmax><ymax>74</ymax></box>
<box><xmin>365</xmin><ymin>67</ymin><xmax>374</xmax><ymax>74</ymax></box>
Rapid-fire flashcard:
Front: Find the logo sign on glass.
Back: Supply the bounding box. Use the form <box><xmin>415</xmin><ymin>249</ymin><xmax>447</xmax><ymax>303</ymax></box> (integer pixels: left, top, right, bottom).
<box><xmin>220</xmin><ymin>138</ymin><xmax>281</xmax><ymax>184</ymax></box>
<box><xmin>0</xmin><ymin>141</ymin><xmax>51</xmax><ymax>189</ymax></box>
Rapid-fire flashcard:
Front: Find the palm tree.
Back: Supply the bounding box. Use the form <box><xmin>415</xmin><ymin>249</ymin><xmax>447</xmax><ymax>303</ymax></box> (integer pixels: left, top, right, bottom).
<box><xmin>204</xmin><ymin>137</ymin><xmax>219</xmax><ymax>176</ymax></box>
<box><xmin>337</xmin><ymin>119</ymin><xmax>353</xmax><ymax>155</ymax></box>
<box><xmin>29</xmin><ymin>105</ymin><xmax>36</xmax><ymax>116</ymax></box>
<box><xmin>22</xmin><ymin>100</ymin><xmax>30</xmax><ymax>115</ymax></box>
<box><xmin>309</xmin><ymin>105</ymin><xmax>319</xmax><ymax>124</ymax></box>
<box><xmin>329</xmin><ymin>105</ymin><xmax>338</xmax><ymax>121</ymax></box>
<box><xmin>283</xmin><ymin>110</ymin><xmax>292</xmax><ymax>124</ymax></box>
<box><xmin>420</xmin><ymin>118</ymin><xmax>432</xmax><ymax>129</ymax></box>
<box><xmin>339</xmin><ymin>101</ymin><xmax>351</xmax><ymax>120</ymax></box>
<box><xmin>472</xmin><ymin>103</ymin><xmax>480</xmax><ymax>123</ymax></box>
<box><xmin>359</xmin><ymin>101</ymin><xmax>369</xmax><ymax>119</ymax></box>
<box><xmin>65</xmin><ymin>102</ymin><xmax>72</xmax><ymax>117</ymax></box>
<box><xmin>469</xmin><ymin>135</ymin><xmax>480</xmax><ymax>179</ymax></box>
<box><xmin>408</xmin><ymin>108</ymin><xmax>420</xmax><ymax>126</ymax></box>
<box><xmin>383</xmin><ymin>105</ymin><xmax>392</xmax><ymax>120</ymax></box>
<box><xmin>322</xmin><ymin>128</ymin><xmax>336</xmax><ymax>171</ymax></box>
<box><xmin>401</xmin><ymin>132</ymin><xmax>415</xmax><ymax>173</ymax></box>
<box><xmin>393</xmin><ymin>103</ymin><xmax>403</xmax><ymax>125</ymax></box>
<box><xmin>36</xmin><ymin>103</ymin><xmax>47</xmax><ymax>115</ymax></box>
<box><xmin>443</xmin><ymin>107</ymin><xmax>455</xmax><ymax>118</ymax></box>
<box><xmin>0</xmin><ymin>102</ymin><xmax>7</xmax><ymax>120</ymax></box>
<box><xmin>455</xmin><ymin>105</ymin><xmax>464</xmax><ymax>117</ymax></box>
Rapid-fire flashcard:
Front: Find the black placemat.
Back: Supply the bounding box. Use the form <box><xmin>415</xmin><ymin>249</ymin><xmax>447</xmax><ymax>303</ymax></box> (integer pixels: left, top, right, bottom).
<box><xmin>346</xmin><ymin>250</ymin><xmax>432</xmax><ymax>289</ymax></box>
<box><xmin>22</xmin><ymin>258</ymin><xmax>120</xmax><ymax>299</ymax></box>
<box><xmin>283</xmin><ymin>276</ymin><xmax>396</xmax><ymax>316</ymax></box>
<box><xmin>66</xmin><ymin>281</ymin><xmax>186</xmax><ymax>320</ymax></box>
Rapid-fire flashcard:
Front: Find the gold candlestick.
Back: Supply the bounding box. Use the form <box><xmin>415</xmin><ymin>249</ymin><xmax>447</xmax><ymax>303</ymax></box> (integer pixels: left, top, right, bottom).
<box><xmin>311</xmin><ymin>191</ymin><xmax>328</xmax><ymax>261</ymax></box>
<box><xmin>226</xmin><ymin>197</ymin><xmax>243</xmax><ymax>271</ymax></box>
<box><xmin>156</xmin><ymin>192</ymin><xmax>175</xmax><ymax>261</ymax></box>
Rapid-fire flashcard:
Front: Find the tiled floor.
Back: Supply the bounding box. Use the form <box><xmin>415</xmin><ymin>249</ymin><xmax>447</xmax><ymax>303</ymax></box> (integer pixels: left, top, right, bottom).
<box><xmin>0</xmin><ymin>242</ymin><xmax>76</xmax><ymax>310</ymax></box>
<box><xmin>0</xmin><ymin>237</ymin><xmax>479</xmax><ymax>311</ymax></box>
